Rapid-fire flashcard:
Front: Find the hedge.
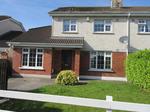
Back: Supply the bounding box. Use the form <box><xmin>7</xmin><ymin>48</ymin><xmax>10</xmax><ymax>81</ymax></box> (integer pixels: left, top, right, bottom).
<box><xmin>126</xmin><ymin>49</ymin><xmax>150</xmax><ymax>89</ymax></box>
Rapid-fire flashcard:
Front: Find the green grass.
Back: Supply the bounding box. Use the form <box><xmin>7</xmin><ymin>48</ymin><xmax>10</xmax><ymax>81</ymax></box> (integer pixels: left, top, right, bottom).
<box><xmin>0</xmin><ymin>81</ymin><xmax>150</xmax><ymax>112</ymax></box>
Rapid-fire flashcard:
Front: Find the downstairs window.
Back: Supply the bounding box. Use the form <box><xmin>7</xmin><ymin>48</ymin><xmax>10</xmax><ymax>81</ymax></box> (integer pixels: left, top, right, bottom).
<box><xmin>90</xmin><ymin>51</ymin><xmax>112</xmax><ymax>71</ymax></box>
<box><xmin>22</xmin><ymin>48</ymin><xmax>43</xmax><ymax>68</ymax></box>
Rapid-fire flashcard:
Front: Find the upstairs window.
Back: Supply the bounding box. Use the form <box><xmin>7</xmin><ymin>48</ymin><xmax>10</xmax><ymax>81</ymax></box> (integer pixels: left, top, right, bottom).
<box><xmin>138</xmin><ymin>20</ymin><xmax>150</xmax><ymax>33</ymax></box>
<box><xmin>94</xmin><ymin>20</ymin><xmax>112</xmax><ymax>33</ymax></box>
<box><xmin>63</xmin><ymin>19</ymin><xmax>77</xmax><ymax>32</ymax></box>
<box><xmin>90</xmin><ymin>51</ymin><xmax>112</xmax><ymax>71</ymax></box>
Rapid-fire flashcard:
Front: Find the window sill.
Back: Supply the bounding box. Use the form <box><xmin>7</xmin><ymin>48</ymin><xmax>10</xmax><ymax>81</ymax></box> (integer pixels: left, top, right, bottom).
<box><xmin>93</xmin><ymin>32</ymin><xmax>114</xmax><ymax>34</ymax></box>
<box><xmin>88</xmin><ymin>69</ymin><xmax>113</xmax><ymax>72</ymax></box>
<box><xmin>19</xmin><ymin>67</ymin><xmax>44</xmax><ymax>70</ymax></box>
<box><xmin>137</xmin><ymin>32</ymin><xmax>150</xmax><ymax>35</ymax></box>
<box><xmin>62</xmin><ymin>31</ymin><xmax>78</xmax><ymax>34</ymax></box>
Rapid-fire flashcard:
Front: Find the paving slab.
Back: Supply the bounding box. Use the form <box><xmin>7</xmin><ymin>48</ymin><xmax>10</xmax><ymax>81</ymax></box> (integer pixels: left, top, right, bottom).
<box><xmin>8</xmin><ymin>77</ymin><xmax>54</xmax><ymax>91</ymax></box>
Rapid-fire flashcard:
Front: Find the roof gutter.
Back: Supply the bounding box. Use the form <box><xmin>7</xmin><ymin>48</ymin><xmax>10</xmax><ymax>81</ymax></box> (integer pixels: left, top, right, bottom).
<box><xmin>7</xmin><ymin>42</ymin><xmax>83</xmax><ymax>48</ymax></box>
<box><xmin>49</xmin><ymin>12</ymin><xmax>150</xmax><ymax>17</ymax></box>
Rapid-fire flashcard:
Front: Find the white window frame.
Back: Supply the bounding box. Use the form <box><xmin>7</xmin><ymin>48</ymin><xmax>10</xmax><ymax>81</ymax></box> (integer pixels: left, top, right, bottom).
<box><xmin>63</xmin><ymin>19</ymin><xmax>77</xmax><ymax>32</ymax></box>
<box><xmin>94</xmin><ymin>19</ymin><xmax>112</xmax><ymax>33</ymax></box>
<box><xmin>21</xmin><ymin>48</ymin><xmax>44</xmax><ymax>69</ymax></box>
<box><xmin>89</xmin><ymin>51</ymin><xmax>112</xmax><ymax>71</ymax></box>
<box><xmin>138</xmin><ymin>19</ymin><xmax>150</xmax><ymax>33</ymax></box>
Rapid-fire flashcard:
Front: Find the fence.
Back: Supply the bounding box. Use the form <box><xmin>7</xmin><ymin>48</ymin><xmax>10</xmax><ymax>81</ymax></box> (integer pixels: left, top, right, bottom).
<box><xmin>0</xmin><ymin>90</ymin><xmax>150</xmax><ymax>112</ymax></box>
<box><xmin>0</xmin><ymin>59</ymin><xmax>10</xmax><ymax>90</ymax></box>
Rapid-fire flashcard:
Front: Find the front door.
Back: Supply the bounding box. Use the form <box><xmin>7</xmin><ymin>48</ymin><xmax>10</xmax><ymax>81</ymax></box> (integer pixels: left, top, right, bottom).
<box><xmin>61</xmin><ymin>50</ymin><xmax>72</xmax><ymax>70</ymax></box>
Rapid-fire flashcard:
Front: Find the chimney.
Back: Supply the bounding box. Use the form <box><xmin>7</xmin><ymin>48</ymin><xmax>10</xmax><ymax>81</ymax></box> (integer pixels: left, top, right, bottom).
<box><xmin>111</xmin><ymin>0</ymin><xmax>123</xmax><ymax>8</ymax></box>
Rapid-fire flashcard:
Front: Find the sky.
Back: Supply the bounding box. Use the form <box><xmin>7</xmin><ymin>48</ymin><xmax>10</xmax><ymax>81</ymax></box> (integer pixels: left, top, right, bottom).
<box><xmin>0</xmin><ymin>0</ymin><xmax>150</xmax><ymax>30</ymax></box>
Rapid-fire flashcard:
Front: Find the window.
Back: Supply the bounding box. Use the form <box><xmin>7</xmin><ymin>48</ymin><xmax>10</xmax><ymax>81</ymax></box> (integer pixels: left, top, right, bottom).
<box><xmin>90</xmin><ymin>51</ymin><xmax>112</xmax><ymax>70</ymax></box>
<box><xmin>138</xmin><ymin>20</ymin><xmax>150</xmax><ymax>33</ymax></box>
<box><xmin>63</xmin><ymin>19</ymin><xmax>77</xmax><ymax>32</ymax></box>
<box><xmin>94</xmin><ymin>20</ymin><xmax>112</xmax><ymax>33</ymax></box>
<box><xmin>22</xmin><ymin>48</ymin><xmax>43</xmax><ymax>68</ymax></box>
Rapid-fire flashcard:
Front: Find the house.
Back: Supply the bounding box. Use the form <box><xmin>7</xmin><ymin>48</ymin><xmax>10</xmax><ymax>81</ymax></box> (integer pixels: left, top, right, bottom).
<box><xmin>0</xmin><ymin>16</ymin><xmax>24</xmax><ymax>59</ymax></box>
<box><xmin>9</xmin><ymin>0</ymin><xmax>150</xmax><ymax>80</ymax></box>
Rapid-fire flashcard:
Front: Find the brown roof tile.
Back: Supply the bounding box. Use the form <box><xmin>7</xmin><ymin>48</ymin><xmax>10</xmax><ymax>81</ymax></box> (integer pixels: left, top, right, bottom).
<box><xmin>11</xmin><ymin>26</ymin><xmax>84</xmax><ymax>48</ymax></box>
<box><xmin>0</xmin><ymin>31</ymin><xmax>22</xmax><ymax>47</ymax></box>
<box><xmin>12</xmin><ymin>26</ymin><xmax>51</xmax><ymax>43</ymax></box>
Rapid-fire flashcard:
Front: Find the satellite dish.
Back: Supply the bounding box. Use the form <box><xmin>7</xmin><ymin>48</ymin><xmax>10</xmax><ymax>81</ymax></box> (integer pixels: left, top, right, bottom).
<box><xmin>119</xmin><ymin>36</ymin><xmax>128</xmax><ymax>44</ymax></box>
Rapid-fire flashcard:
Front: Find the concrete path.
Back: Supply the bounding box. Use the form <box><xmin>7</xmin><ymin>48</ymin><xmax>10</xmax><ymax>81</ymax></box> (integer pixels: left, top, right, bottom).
<box><xmin>8</xmin><ymin>77</ymin><xmax>54</xmax><ymax>91</ymax></box>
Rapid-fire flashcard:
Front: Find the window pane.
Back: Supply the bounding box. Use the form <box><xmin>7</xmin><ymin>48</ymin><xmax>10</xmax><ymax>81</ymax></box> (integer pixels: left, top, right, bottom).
<box><xmin>64</xmin><ymin>25</ymin><xmax>70</xmax><ymax>31</ymax></box>
<box><xmin>138</xmin><ymin>25</ymin><xmax>145</xmax><ymax>32</ymax></box>
<box><xmin>37</xmin><ymin>54</ymin><xmax>43</xmax><ymax>67</ymax></box>
<box><xmin>106</xmin><ymin>52</ymin><xmax>111</xmax><ymax>56</ymax></box>
<box><xmin>97</xmin><ymin>53</ymin><xmax>104</xmax><ymax>69</ymax></box>
<box><xmin>139</xmin><ymin>20</ymin><xmax>146</xmax><ymax>24</ymax></box>
<box><xmin>91</xmin><ymin>56</ymin><xmax>96</xmax><ymax>68</ymax></box>
<box><xmin>94</xmin><ymin>20</ymin><xmax>104</xmax><ymax>32</ymax></box>
<box><xmin>29</xmin><ymin>49</ymin><xmax>36</xmax><ymax>67</ymax></box>
<box><xmin>37</xmin><ymin>49</ymin><xmax>43</xmax><ymax>53</ymax></box>
<box><xmin>105</xmin><ymin>25</ymin><xmax>111</xmax><ymax>31</ymax></box>
<box><xmin>91</xmin><ymin>51</ymin><xmax>96</xmax><ymax>55</ymax></box>
<box><xmin>63</xmin><ymin>20</ymin><xmax>70</xmax><ymax>31</ymax></box>
<box><xmin>90</xmin><ymin>52</ymin><xmax>96</xmax><ymax>69</ymax></box>
<box><xmin>71</xmin><ymin>20</ymin><xmax>76</xmax><ymax>24</ymax></box>
<box><xmin>105</xmin><ymin>20</ymin><xmax>111</xmax><ymax>24</ymax></box>
<box><xmin>22</xmin><ymin>54</ymin><xmax>28</xmax><ymax>66</ymax></box>
<box><xmin>71</xmin><ymin>25</ymin><xmax>76</xmax><ymax>31</ymax></box>
<box><xmin>105</xmin><ymin>57</ymin><xmax>111</xmax><ymax>69</ymax></box>
<box><xmin>23</xmin><ymin>48</ymin><xmax>29</xmax><ymax>52</ymax></box>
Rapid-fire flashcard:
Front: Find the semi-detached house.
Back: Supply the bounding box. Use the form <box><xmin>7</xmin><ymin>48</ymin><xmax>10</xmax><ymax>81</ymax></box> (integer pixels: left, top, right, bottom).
<box><xmin>9</xmin><ymin>0</ymin><xmax>150</xmax><ymax>81</ymax></box>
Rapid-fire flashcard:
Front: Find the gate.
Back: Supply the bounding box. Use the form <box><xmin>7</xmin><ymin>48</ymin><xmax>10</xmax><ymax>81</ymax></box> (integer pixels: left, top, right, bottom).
<box><xmin>0</xmin><ymin>59</ymin><xmax>9</xmax><ymax>90</ymax></box>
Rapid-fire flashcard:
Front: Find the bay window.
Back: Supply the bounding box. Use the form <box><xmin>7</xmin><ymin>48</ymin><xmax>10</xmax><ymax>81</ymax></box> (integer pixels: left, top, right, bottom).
<box><xmin>22</xmin><ymin>48</ymin><xmax>43</xmax><ymax>68</ymax></box>
<box><xmin>90</xmin><ymin>51</ymin><xmax>112</xmax><ymax>70</ymax></box>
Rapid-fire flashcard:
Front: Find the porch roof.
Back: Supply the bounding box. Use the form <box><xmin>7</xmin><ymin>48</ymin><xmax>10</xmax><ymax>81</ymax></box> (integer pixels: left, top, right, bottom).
<box><xmin>9</xmin><ymin>26</ymin><xmax>84</xmax><ymax>48</ymax></box>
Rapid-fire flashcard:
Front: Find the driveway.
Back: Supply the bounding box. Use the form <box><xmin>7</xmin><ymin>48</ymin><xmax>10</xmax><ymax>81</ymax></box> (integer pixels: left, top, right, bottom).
<box><xmin>8</xmin><ymin>77</ymin><xmax>54</xmax><ymax>91</ymax></box>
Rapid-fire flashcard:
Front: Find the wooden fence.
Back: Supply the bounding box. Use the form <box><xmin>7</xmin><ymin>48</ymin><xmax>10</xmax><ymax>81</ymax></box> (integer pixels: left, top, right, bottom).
<box><xmin>0</xmin><ymin>90</ymin><xmax>150</xmax><ymax>112</ymax></box>
<box><xmin>0</xmin><ymin>59</ymin><xmax>9</xmax><ymax>90</ymax></box>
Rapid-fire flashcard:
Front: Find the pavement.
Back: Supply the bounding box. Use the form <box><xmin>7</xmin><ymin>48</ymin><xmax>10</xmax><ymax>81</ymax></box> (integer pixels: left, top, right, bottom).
<box><xmin>7</xmin><ymin>77</ymin><xmax>54</xmax><ymax>91</ymax></box>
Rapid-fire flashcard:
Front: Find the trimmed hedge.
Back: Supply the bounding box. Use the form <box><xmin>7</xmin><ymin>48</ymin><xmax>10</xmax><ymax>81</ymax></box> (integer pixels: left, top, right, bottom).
<box><xmin>126</xmin><ymin>49</ymin><xmax>150</xmax><ymax>89</ymax></box>
<box><xmin>55</xmin><ymin>70</ymin><xmax>78</xmax><ymax>85</ymax></box>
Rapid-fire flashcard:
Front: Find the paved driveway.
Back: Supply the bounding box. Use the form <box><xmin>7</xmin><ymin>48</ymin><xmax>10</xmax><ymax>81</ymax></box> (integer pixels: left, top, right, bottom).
<box><xmin>8</xmin><ymin>77</ymin><xmax>54</xmax><ymax>91</ymax></box>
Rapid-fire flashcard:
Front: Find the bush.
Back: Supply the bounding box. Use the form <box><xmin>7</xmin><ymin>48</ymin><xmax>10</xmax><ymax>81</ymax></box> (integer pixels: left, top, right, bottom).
<box><xmin>126</xmin><ymin>49</ymin><xmax>150</xmax><ymax>89</ymax></box>
<box><xmin>55</xmin><ymin>70</ymin><xmax>78</xmax><ymax>85</ymax></box>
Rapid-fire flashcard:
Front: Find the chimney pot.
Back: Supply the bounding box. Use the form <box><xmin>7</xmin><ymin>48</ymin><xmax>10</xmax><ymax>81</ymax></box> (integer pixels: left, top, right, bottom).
<box><xmin>111</xmin><ymin>0</ymin><xmax>123</xmax><ymax>8</ymax></box>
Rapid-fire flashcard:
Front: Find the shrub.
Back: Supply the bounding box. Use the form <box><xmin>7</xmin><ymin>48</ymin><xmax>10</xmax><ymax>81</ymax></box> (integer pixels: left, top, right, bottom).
<box><xmin>55</xmin><ymin>70</ymin><xmax>78</xmax><ymax>85</ymax></box>
<box><xmin>126</xmin><ymin>49</ymin><xmax>150</xmax><ymax>89</ymax></box>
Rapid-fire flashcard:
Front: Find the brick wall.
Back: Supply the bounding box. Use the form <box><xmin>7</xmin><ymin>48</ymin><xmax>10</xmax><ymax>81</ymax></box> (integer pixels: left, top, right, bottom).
<box><xmin>80</xmin><ymin>51</ymin><xmax>126</xmax><ymax>77</ymax></box>
<box><xmin>12</xmin><ymin>48</ymin><xmax>52</xmax><ymax>76</ymax></box>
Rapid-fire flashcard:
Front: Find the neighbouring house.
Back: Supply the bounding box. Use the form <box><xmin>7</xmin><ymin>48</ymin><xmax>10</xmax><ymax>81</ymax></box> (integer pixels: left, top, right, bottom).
<box><xmin>9</xmin><ymin>0</ymin><xmax>150</xmax><ymax>80</ymax></box>
<box><xmin>0</xmin><ymin>15</ymin><xmax>24</xmax><ymax>59</ymax></box>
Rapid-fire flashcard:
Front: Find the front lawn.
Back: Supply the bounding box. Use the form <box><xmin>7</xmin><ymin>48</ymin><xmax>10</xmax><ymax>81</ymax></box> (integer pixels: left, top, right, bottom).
<box><xmin>0</xmin><ymin>81</ymin><xmax>150</xmax><ymax>112</ymax></box>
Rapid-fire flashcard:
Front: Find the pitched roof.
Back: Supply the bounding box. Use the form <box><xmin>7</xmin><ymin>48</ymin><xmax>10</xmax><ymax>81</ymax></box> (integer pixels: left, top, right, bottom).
<box><xmin>49</xmin><ymin>6</ymin><xmax>150</xmax><ymax>14</ymax></box>
<box><xmin>0</xmin><ymin>16</ymin><xmax>11</xmax><ymax>21</ymax></box>
<box><xmin>0</xmin><ymin>31</ymin><xmax>22</xmax><ymax>47</ymax></box>
<box><xmin>12</xmin><ymin>26</ymin><xmax>51</xmax><ymax>43</ymax></box>
<box><xmin>11</xmin><ymin>26</ymin><xmax>84</xmax><ymax>48</ymax></box>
